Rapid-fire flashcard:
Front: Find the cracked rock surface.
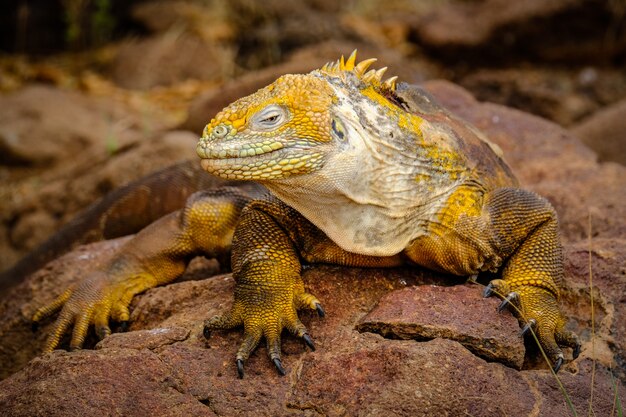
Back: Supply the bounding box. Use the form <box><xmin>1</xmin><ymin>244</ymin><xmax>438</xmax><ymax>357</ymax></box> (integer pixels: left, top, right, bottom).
<box><xmin>357</xmin><ymin>284</ymin><xmax>525</xmax><ymax>369</ymax></box>
<box><xmin>1</xmin><ymin>81</ymin><xmax>625</xmax><ymax>416</ymax></box>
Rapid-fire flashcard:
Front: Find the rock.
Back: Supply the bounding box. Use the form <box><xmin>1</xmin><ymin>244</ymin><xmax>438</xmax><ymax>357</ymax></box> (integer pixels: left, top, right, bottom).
<box><xmin>1</xmin><ymin>80</ymin><xmax>626</xmax><ymax>415</ymax></box>
<box><xmin>95</xmin><ymin>130</ymin><xmax>199</xmax><ymax>193</ymax></box>
<box><xmin>0</xmin><ymin>238</ymin><xmax>130</xmax><ymax>380</ymax></box>
<box><xmin>412</xmin><ymin>0</ymin><xmax>626</xmax><ymax>64</ymax></box>
<box><xmin>357</xmin><ymin>284</ymin><xmax>525</xmax><ymax>369</ymax></box>
<box><xmin>0</xmin><ymin>85</ymin><xmax>136</xmax><ymax>268</ymax></box>
<box><xmin>562</xmin><ymin>238</ymin><xmax>626</xmax><ymax>380</ymax></box>
<box><xmin>570</xmin><ymin>98</ymin><xmax>626</xmax><ymax>165</ymax></box>
<box><xmin>0</xmin><ymin>95</ymin><xmax>200</xmax><ymax>271</ymax></box>
<box><xmin>0</xmin><ymin>349</ymin><xmax>216</xmax><ymax>417</ymax></box>
<box><xmin>459</xmin><ymin>67</ymin><xmax>626</xmax><ymax>127</ymax></box>
<box><xmin>291</xmin><ymin>338</ymin><xmax>623</xmax><ymax>417</ymax></box>
<box><xmin>225</xmin><ymin>0</ymin><xmax>350</xmax><ymax>69</ymax></box>
<box><xmin>0</xmin><ymin>85</ymin><xmax>138</xmax><ymax>166</ymax></box>
<box><xmin>9</xmin><ymin>211</ymin><xmax>57</xmax><ymax>254</ymax></box>
<box><xmin>130</xmin><ymin>1</ymin><xmax>233</xmax><ymax>42</ymax></box>
<box><xmin>111</xmin><ymin>33</ymin><xmax>230</xmax><ymax>90</ymax></box>
<box><xmin>96</xmin><ymin>327</ymin><xmax>190</xmax><ymax>351</ymax></box>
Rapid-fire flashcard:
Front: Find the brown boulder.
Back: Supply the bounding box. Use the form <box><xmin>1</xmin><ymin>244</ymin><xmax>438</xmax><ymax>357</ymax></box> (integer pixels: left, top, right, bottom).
<box><xmin>459</xmin><ymin>67</ymin><xmax>626</xmax><ymax>127</ymax></box>
<box><xmin>358</xmin><ymin>284</ymin><xmax>525</xmax><ymax>369</ymax></box>
<box><xmin>111</xmin><ymin>33</ymin><xmax>230</xmax><ymax>90</ymax></box>
<box><xmin>0</xmin><ymin>85</ymin><xmax>139</xmax><ymax>166</ymax></box>
<box><xmin>571</xmin><ymin>98</ymin><xmax>626</xmax><ymax>165</ymax></box>
<box><xmin>563</xmin><ymin>238</ymin><xmax>626</xmax><ymax>381</ymax></box>
<box><xmin>412</xmin><ymin>0</ymin><xmax>626</xmax><ymax>64</ymax></box>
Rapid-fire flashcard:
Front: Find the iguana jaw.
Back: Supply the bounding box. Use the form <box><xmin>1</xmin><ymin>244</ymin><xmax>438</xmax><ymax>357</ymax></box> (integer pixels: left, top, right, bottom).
<box><xmin>196</xmin><ymin>137</ymin><xmax>326</xmax><ymax>180</ymax></box>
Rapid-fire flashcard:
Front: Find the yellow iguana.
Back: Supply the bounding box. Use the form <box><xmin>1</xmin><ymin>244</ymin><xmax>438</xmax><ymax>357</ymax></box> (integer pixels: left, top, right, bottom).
<box><xmin>33</xmin><ymin>51</ymin><xmax>580</xmax><ymax>378</ymax></box>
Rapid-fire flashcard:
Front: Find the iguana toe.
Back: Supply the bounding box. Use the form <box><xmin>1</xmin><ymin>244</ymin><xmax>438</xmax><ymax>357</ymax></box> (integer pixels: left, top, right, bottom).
<box><xmin>556</xmin><ymin>328</ymin><xmax>581</xmax><ymax>359</ymax></box>
<box><xmin>483</xmin><ymin>279</ymin><xmax>578</xmax><ymax>372</ymax></box>
<box><xmin>205</xmin><ymin>279</ymin><xmax>321</xmax><ymax>377</ymax></box>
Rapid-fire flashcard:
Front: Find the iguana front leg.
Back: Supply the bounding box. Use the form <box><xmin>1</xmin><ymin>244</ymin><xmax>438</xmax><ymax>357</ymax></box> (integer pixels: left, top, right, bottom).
<box><xmin>33</xmin><ymin>187</ymin><xmax>255</xmax><ymax>351</ymax></box>
<box><xmin>203</xmin><ymin>198</ymin><xmax>323</xmax><ymax>378</ymax></box>
<box><xmin>204</xmin><ymin>197</ymin><xmax>403</xmax><ymax>378</ymax></box>
<box><xmin>405</xmin><ymin>186</ymin><xmax>580</xmax><ymax>371</ymax></box>
<box><xmin>483</xmin><ymin>188</ymin><xmax>580</xmax><ymax>371</ymax></box>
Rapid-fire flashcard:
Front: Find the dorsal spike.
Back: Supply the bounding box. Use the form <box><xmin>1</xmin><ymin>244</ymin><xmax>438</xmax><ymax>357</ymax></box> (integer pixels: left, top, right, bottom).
<box><xmin>374</xmin><ymin>67</ymin><xmax>388</xmax><ymax>82</ymax></box>
<box><xmin>382</xmin><ymin>76</ymin><xmax>398</xmax><ymax>91</ymax></box>
<box><xmin>362</xmin><ymin>69</ymin><xmax>377</xmax><ymax>83</ymax></box>
<box><xmin>354</xmin><ymin>58</ymin><xmax>377</xmax><ymax>76</ymax></box>
<box><xmin>344</xmin><ymin>50</ymin><xmax>357</xmax><ymax>70</ymax></box>
<box><xmin>317</xmin><ymin>54</ymin><xmax>400</xmax><ymax>93</ymax></box>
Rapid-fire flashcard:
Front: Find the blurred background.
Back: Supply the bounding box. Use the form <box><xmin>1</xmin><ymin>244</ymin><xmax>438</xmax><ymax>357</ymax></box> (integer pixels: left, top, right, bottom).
<box><xmin>0</xmin><ymin>0</ymin><xmax>625</xmax><ymax>274</ymax></box>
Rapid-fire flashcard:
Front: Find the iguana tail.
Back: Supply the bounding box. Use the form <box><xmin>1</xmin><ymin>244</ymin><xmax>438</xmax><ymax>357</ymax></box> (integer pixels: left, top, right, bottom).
<box><xmin>0</xmin><ymin>161</ymin><xmax>221</xmax><ymax>291</ymax></box>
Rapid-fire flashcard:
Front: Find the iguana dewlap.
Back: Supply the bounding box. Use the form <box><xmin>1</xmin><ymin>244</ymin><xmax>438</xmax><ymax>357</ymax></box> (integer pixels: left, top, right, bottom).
<box><xmin>34</xmin><ymin>51</ymin><xmax>579</xmax><ymax>377</ymax></box>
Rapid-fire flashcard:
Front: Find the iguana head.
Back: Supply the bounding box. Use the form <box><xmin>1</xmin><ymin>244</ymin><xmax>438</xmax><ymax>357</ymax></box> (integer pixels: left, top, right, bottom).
<box><xmin>196</xmin><ymin>50</ymin><xmax>402</xmax><ymax>182</ymax></box>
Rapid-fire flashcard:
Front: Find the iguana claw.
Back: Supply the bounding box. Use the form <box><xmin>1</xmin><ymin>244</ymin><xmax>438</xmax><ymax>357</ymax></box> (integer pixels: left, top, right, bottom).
<box><xmin>497</xmin><ymin>292</ymin><xmax>520</xmax><ymax>313</ymax></box>
<box><xmin>96</xmin><ymin>324</ymin><xmax>112</xmax><ymax>340</ymax></box>
<box><xmin>483</xmin><ymin>283</ymin><xmax>495</xmax><ymax>298</ymax></box>
<box><xmin>553</xmin><ymin>354</ymin><xmax>564</xmax><ymax>373</ymax></box>
<box><xmin>236</xmin><ymin>359</ymin><xmax>245</xmax><ymax>379</ymax></box>
<box><xmin>520</xmin><ymin>318</ymin><xmax>537</xmax><ymax>336</ymax></box>
<box><xmin>302</xmin><ymin>333</ymin><xmax>316</xmax><ymax>351</ymax></box>
<box><xmin>315</xmin><ymin>303</ymin><xmax>326</xmax><ymax>318</ymax></box>
<box><xmin>481</xmin><ymin>278</ymin><xmax>580</xmax><ymax>372</ymax></box>
<box><xmin>272</xmin><ymin>358</ymin><xmax>286</xmax><ymax>376</ymax></box>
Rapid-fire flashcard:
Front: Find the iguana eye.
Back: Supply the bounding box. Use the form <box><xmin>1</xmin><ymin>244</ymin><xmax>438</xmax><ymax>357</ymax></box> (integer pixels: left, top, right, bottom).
<box><xmin>251</xmin><ymin>105</ymin><xmax>288</xmax><ymax>131</ymax></box>
<box><xmin>331</xmin><ymin>117</ymin><xmax>346</xmax><ymax>141</ymax></box>
<box><xmin>213</xmin><ymin>125</ymin><xmax>229</xmax><ymax>138</ymax></box>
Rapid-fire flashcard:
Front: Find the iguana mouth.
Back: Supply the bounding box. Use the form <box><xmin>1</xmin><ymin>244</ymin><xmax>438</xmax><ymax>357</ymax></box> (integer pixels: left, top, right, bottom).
<box><xmin>196</xmin><ymin>140</ymin><xmax>285</xmax><ymax>160</ymax></box>
<box><xmin>198</xmin><ymin>139</ymin><xmax>323</xmax><ymax>180</ymax></box>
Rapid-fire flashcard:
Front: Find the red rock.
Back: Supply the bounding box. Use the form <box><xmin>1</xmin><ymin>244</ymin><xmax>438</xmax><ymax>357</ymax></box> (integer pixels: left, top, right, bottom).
<box><xmin>111</xmin><ymin>34</ymin><xmax>226</xmax><ymax>89</ymax></box>
<box><xmin>96</xmin><ymin>327</ymin><xmax>190</xmax><ymax>351</ymax></box>
<box><xmin>0</xmin><ymin>349</ymin><xmax>217</xmax><ymax>416</ymax></box>
<box><xmin>358</xmin><ymin>284</ymin><xmax>525</xmax><ymax>368</ymax></box>
<box><xmin>571</xmin><ymin>98</ymin><xmax>626</xmax><ymax>165</ymax></box>
<box><xmin>412</xmin><ymin>0</ymin><xmax>626</xmax><ymax>64</ymax></box>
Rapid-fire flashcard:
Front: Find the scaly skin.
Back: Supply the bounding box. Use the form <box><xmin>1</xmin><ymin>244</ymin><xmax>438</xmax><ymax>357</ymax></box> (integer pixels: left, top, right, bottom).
<box><xmin>34</xmin><ymin>51</ymin><xmax>579</xmax><ymax>377</ymax></box>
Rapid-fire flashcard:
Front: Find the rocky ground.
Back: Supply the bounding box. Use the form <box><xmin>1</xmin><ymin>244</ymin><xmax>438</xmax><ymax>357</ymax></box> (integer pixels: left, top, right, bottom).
<box><xmin>0</xmin><ymin>0</ymin><xmax>625</xmax><ymax>415</ymax></box>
